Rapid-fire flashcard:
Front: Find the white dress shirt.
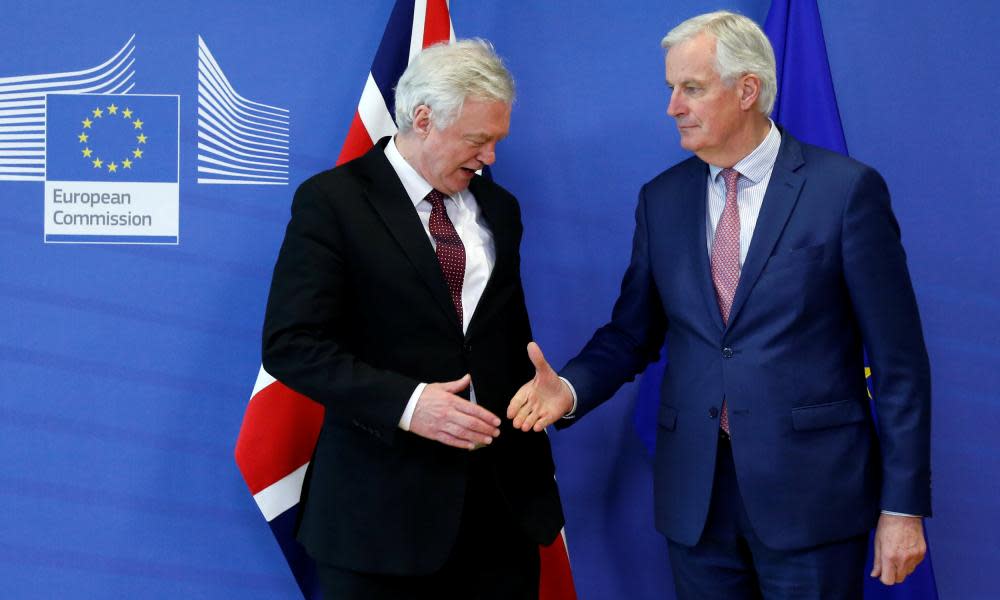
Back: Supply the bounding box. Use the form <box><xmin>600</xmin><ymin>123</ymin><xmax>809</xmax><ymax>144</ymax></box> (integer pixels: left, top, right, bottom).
<box><xmin>706</xmin><ymin>121</ymin><xmax>781</xmax><ymax>263</ymax></box>
<box><xmin>384</xmin><ymin>137</ymin><xmax>495</xmax><ymax>430</ymax></box>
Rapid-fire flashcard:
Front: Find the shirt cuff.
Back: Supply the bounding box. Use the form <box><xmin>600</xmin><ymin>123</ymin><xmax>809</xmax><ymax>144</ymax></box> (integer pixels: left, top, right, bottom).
<box><xmin>399</xmin><ymin>383</ymin><xmax>427</xmax><ymax>431</ymax></box>
<box><xmin>559</xmin><ymin>376</ymin><xmax>578</xmax><ymax>419</ymax></box>
<box><xmin>881</xmin><ymin>510</ymin><xmax>921</xmax><ymax>518</ymax></box>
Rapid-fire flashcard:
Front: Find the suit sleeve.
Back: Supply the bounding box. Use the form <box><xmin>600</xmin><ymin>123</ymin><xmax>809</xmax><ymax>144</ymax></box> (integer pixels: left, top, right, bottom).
<box><xmin>261</xmin><ymin>178</ymin><xmax>418</xmax><ymax>443</ymax></box>
<box><xmin>841</xmin><ymin>167</ymin><xmax>932</xmax><ymax>516</ymax></box>
<box><xmin>559</xmin><ymin>183</ymin><xmax>668</xmax><ymax>421</ymax></box>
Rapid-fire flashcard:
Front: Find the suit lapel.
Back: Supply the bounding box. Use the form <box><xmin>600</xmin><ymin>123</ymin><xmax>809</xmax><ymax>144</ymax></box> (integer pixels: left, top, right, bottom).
<box><xmin>727</xmin><ymin>134</ymin><xmax>806</xmax><ymax>328</ymax></box>
<box><xmin>683</xmin><ymin>162</ymin><xmax>727</xmax><ymax>333</ymax></box>
<box><xmin>464</xmin><ymin>176</ymin><xmax>509</xmax><ymax>338</ymax></box>
<box><xmin>357</xmin><ymin>140</ymin><xmax>462</xmax><ymax>331</ymax></box>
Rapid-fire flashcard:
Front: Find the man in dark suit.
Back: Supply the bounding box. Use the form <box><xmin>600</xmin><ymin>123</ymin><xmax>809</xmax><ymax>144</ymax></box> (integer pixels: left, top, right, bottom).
<box><xmin>262</xmin><ymin>40</ymin><xmax>563</xmax><ymax>600</ymax></box>
<box><xmin>508</xmin><ymin>11</ymin><xmax>930</xmax><ymax>599</ymax></box>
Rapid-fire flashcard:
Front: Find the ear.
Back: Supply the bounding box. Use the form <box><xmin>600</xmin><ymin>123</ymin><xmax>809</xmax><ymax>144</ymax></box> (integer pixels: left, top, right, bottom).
<box><xmin>738</xmin><ymin>73</ymin><xmax>762</xmax><ymax>111</ymax></box>
<box><xmin>412</xmin><ymin>105</ymin><xmax>433</xmax><ymax>137</ymax></box>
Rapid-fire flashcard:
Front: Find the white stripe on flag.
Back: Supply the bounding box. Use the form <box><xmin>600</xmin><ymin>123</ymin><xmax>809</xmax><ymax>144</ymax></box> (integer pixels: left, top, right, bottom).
<box><xmin>251</xmin><ymin>364</ymin><xmax>277</xmax><ymax>398</ymax></box>
<box><xmin>358</xmin><ymin>73</ymin><xmax>397</xmax><ymax>141</ymax></box>
<box><xmin>447</xmin><ymin>0</ymin><xmax>456</xmax><ymax>42</ymax></box>
<box><xmin>253</xmin><ymin>462</ymin><xmax>309</xmax><ymax>522</ymax></box>
<box><xmin>409</xmin><ymin>0</ymin><xmax>428</xmax><ymax>63</ymax></box>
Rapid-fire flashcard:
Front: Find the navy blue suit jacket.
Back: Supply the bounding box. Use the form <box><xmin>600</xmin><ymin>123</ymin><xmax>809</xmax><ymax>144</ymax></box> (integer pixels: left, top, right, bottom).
<box><xmin>560</xmin><ymin>133</ymin><xmax>931</xmax><ymax>551</ymax></box>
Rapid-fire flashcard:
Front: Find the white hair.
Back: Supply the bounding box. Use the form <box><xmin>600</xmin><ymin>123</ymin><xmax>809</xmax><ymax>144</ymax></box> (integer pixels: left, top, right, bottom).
<box><xmin>661</xmin><ymin>11</ymin><xmax>777</xmax><ymax>115</ymax></box>
<box><xmin>394</xmin><ymin>39</ymin><xmax>515</xmax><ymax>133</ymax></box>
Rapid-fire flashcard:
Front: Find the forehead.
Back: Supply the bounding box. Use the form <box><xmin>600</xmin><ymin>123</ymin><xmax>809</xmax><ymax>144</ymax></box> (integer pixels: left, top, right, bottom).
<box><xmin>665</xmin><ymin>33</ymin><xmax>719</xmax><ymax>83</ymax></box>
<box><xmin>450</xmin><ymin>98</ymin><xmax>511</xmax><ymax>135</ymax></box>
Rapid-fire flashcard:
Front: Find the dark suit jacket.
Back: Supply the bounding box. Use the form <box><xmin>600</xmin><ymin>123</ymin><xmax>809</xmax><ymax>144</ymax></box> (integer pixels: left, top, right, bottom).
<box><xmin>262</xmin><ymin>138</ymin><xmax>564</xmax><ymax>575</ymax></box>
<box><xmin>560</xmin><ymin>132</ymin><xmax>931</xmax><ymax>551</ymax></box>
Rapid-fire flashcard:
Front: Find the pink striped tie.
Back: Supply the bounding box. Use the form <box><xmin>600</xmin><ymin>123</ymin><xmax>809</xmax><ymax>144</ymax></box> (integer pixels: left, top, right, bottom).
<box><xmin>426</xmin><ymin>189</ymin><xmax>466</xmax><ymax>324</ymax></box>
<box><xmin>711</xmin><ymin>168</ymin><xmax>741</xmax><ymax>435</ymax></box>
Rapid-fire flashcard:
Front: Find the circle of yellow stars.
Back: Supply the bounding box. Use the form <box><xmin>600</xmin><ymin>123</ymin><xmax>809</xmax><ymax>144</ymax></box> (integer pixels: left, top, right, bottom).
<box><xmin>78</xmin><ymin>103</ymin><xmax>148</xmax><ymax>173</ymax></box>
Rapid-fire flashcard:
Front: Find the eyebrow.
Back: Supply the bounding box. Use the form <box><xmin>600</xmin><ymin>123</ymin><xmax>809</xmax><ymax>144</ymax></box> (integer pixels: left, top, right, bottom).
<box><xmin>667</xmin><ymin>77</ymin><xmax>706</xmax><ymax>87</ymax></box>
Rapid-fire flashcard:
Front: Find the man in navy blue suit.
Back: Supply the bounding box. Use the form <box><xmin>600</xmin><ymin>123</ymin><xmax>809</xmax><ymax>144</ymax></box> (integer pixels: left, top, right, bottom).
<box><xmin>508</xmin><ymin>11</ymin><xmax>930</xmax><ymax>599</ymax></box>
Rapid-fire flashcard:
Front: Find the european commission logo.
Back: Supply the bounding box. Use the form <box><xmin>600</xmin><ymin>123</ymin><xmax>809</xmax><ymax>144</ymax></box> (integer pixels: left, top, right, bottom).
<box><xmin>44</xmin><ymin>93</ymin><xmax>179</xmax><ymax>244</ymax></box>
<box><xmin>1</xmin><ymin>33</ymin><xmax>291</xmax><ymax>245</ymax></box>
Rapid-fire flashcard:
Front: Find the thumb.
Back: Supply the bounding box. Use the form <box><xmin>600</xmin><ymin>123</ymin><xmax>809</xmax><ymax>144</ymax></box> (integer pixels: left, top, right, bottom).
<box><xmin>441</xmin><ymin>373</ymin><xmax>472</xmax><ymax>394</ymax></box>
<box><xmin>527</xmin><ymin>342</ymin><xmax>554</xmax><ymax>377</ymax></box>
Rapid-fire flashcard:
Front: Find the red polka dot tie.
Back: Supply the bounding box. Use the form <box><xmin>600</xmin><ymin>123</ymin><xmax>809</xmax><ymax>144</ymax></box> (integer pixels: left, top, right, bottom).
<box><xmin>426</xmin><ymin>189</ymin><xmax>466</xmax><ymax>325</ymax></box>
<box><xmin>711</xmin><ymin>168</ymin><xmax>741</xmax><ymax>435</ymax></box>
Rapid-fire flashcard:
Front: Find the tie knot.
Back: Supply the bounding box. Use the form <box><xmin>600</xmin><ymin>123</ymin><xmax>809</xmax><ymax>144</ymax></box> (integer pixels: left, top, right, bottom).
<box><xmin>722</xmin><ymin>168</ymin><xmax>740</xmax><ymax>191</ymax></box>
<box><xmin>425</xmin><ymin>189</ymin><xmax>448</xmax><ymax>208</ymax></box>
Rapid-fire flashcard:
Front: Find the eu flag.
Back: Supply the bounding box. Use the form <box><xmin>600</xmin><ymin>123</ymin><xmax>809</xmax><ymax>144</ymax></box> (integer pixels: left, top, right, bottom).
<box><xmin>46</xmin><ymin>93</ymin><xmax>177</xmax><ymax>183</ymax></box>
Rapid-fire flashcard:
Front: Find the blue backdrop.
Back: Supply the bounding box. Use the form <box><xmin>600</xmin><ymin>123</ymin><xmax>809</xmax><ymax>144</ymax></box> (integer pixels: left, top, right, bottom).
<box><xmin>1</xmin><ymin>1</ymin><xmax>997</xmax><ymax>598</ymax></box>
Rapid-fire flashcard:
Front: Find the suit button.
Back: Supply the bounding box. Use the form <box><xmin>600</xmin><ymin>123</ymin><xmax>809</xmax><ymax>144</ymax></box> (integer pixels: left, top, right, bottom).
<box><xmin>722</xmin><ymin>347</ymin><xmax>733</xmax><ymax>358</ymax></box>
<box><xmin>463</xmin><ymin>343</ymin><xmax>472</xmax><ymax>353</ymax></box>
<box><xmin>709</xmin><ymin>407</ymin><xmax>719</xmax><ymax>419</ymax></box>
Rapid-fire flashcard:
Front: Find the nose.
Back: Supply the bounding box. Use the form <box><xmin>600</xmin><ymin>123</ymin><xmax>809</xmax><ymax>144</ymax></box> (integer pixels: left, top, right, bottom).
<box><xmin>667</xmin><ymin>88</ymin><xmax>684</xmax><ymax>118</ymax></box>
<box><xmin>477</xmin><ymin>142</ymin><xmax>497</xmax><ymax>166</ymax></box>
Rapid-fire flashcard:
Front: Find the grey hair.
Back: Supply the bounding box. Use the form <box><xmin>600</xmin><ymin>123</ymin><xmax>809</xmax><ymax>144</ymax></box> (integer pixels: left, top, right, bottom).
<box><xmin>661</xmin><ymin>11</ymin><xmax>777</xmax><ymax>115</ymax></box>
<box><xmin>394</xmin><ymin>38</ymin><xmax>515</xmax><ymax>133</ymax></box>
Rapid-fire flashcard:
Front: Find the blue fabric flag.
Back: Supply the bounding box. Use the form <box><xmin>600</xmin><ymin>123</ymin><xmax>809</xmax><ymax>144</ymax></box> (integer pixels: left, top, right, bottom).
<box><xmin>764</xmin><ymin>0</ymin><xmax>847</xmax><ymax>155</ymax></box>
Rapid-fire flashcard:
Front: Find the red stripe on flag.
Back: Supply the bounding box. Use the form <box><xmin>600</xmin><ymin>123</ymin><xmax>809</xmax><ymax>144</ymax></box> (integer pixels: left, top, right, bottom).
<box><xmin>235</xmin><ymin>382</ymin><xmax>325</xmax><ymax>495</ymax></box>
<box><xmin>539</xmin><ymin>532</ymin><xmax>578</xmax><ymax>599</ymax></box>
<box><xmin>422</xmin><ymin>0</ymin><xmax>451</xmax><ymax>47</ymax></box>
<box><xmin>336</xmin><ymin>110</ymin><xmax>376</xmax><ymax>166</ymax></box>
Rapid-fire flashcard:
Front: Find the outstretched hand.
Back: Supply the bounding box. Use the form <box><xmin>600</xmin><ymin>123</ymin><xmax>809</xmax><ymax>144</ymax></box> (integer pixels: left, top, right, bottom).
<box><xmin>409</xmin><ymin>374</ymin><xmax>501</xmax><ymax>450</ymax></box>
<box><xmin>507</xmin><ymin>342</ymin><xmax>574</xmax><ymax>432</ymax></box>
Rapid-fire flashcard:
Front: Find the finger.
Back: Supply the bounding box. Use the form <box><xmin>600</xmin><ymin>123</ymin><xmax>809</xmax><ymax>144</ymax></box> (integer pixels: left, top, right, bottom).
<box><xmin>511</xmin><ymin>392</ymin><xmax>533</xmax><ymax>429</ymax></box>
<box><xmin>440</xmin><ymin>374</ymin><xmax>472</xmax><ymax>394</ymax></box>
<box><xmin>450</xmin><ymin>411</ymin><xmax>500</xmax><ymax>439</ymax></box>
<box><xmin>515</xmin><ymin>402</ymin><xmax>540</xmax><ymax>432</ymax></box>
<box><xmin>527</xmin><ymin>342</ymin><xmax>554</xmax><ymax>377</ymax></box>
<box><xmin>880</xmin><ymin>556</ymin><xmax>897</xmax><ymax>586</ymax></box>
<box><xmin>871</xmin><ymin>537</ymin><xmax>882</xmax><ymax>578</ymax></box>
<box><xmin>507</xmin><ymin>386</ymin><xmax>528</xmax><ymax>419</ymax></box>
<box><xmin>436</xmin><ymin>430</ymin><xmax>478</xmax><ymax>450</ymax></box>
<box><xmin>441</xmin><ymin>419</ymin><xmax>495</xmax><ymax>447</ymax></box>
<box><xmin>533</xmin><ymin>412</ymin><xmax>556</xmax><ymax>432</ymax></box>
<box><xmin>453</xmin><ymin>398</ymin><xmax>502</xmax><ymax>428</ymax></box>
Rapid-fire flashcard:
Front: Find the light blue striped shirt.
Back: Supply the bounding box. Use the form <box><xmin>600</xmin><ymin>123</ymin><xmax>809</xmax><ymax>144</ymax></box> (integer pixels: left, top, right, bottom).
<box><xmin>706</xmin><ymin>121</ymin><xmax>781</xmax><ymax>265</ymax></box>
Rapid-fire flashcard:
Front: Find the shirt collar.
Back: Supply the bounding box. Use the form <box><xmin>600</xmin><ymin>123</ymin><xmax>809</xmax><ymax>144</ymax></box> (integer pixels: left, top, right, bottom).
<box><xmin>708</xmin><ymin>120</ymin><xmax>781</xmax><ymax>185</ymax></box>
<box><xmin>385</xmin><ymin>135</ymin><xmax>435</xmax><ymax>208</ymax></box>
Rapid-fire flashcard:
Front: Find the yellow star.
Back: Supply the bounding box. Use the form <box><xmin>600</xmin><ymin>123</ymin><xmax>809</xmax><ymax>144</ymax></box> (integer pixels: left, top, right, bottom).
<box><xmin>122</xmin><ymin>108</ymin><xmax>133</xmax><ymax>119</ymax></box>
<box><xmin>132</xmin><ymin>118</ymin><xmax>143</xmax><ymax>130</ymax></box>
<box><xmin>107</xmin><ymin>162</ymin><xmax>118</xmax><ymax>173</ymax></box>
<box><xmin>92</xmin><ymin>157</ymin><xmax>103</xmax><ymax>168</ymax></box>
<box><xmin>82</xmin><ymin>147</ymin><xmax>92</xmax><ymax>158</ymax></box>
<box><xmin>82</xmin><ymin>118</ymin><xmax>92</xmax><ymax>129</ymax></box>
<box><xmin>132</xmin><ymin>148</ymin><xmax>143</xmax><ymax>159</ymax></box>
<box><xmin>92</xmin><ymin>107</ymin><xmax>103</xmax><ymax>118</ymax></box>
<box><xmin>122</xmin><ymin>158</ymin><xmax>133</xmax><ymax>169</ymax></box>
<box><xmin>78</xmin><ymin>132</ymin><xmax>89</xmax><ymax>143</ymax></box>
<box><xmin>136</xmin><ymin>133</ymin><xmax>148</xmax><ymax>144</ymax></box>
<box><xmin>107</xmin><ymin>103</ymin><xmax>118</xmax><ymax>115</ymax></box>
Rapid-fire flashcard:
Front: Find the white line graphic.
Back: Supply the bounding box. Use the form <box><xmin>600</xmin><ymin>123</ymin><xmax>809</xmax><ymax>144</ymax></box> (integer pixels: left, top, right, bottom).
<box><xmin>197</xmin><ymin>37</ymin><xmax>290</xmax><ymax>185</ymax></box>
<box><xmin>0</xmin><ymin>36</ymin><xmax>136</xmax><ymax>182</ymax></box>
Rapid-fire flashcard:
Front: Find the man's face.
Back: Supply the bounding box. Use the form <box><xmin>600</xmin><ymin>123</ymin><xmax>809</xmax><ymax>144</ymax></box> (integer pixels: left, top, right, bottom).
<box><xmin>413</xmin><ymin>98</ymin><xmax>511</xmax><ymax>195</ymax></box>
<box><xmin>665</xmin><ymin>32</ymin><xmax>748</xmax><ymax>163</ymax></box>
